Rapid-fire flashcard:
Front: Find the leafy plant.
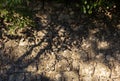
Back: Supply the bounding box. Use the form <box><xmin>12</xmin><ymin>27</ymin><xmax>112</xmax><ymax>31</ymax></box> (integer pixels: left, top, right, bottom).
<box><xmin>80</xmin><ymin>0</ymin><xmax>103</xmax><ymax>14</ymax></box>
<box><xmin>0</xmin><ymin>9</ymin><xmax>34</xmax><ymax>35</ymax></box>
<box><xmin>0</xmin><ymin>0</ymin><xmax>26</xmax><ymax>7</ymax></box>
<box><xmin>0</xmin><ymin>0</ymin><xmax>34</xmax><ymax>35</ymax></box>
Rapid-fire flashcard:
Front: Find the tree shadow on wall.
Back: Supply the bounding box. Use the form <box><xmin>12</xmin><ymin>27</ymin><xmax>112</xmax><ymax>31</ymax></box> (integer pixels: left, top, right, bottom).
<box><xmin>0</xmin><ymin>1</ymin><xmax>120</xmax><ymax>81</ymax></box>
<box><xmin>0</xmin><ymin>26</ymin><xmax>55</xmax><ymax>81</ymax></box>
<box><xmin>91</xmin><ymin>15</ymin><xmax>120</xmax><ymax>63</ymax></box>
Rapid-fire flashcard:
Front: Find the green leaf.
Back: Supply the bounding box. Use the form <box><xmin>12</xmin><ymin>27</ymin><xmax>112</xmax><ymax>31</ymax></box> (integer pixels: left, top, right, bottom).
<box><xmin>84</xmin><ymin>1</ymin><xmax>87</xmax><ymax>5</ymax></box>
<box><xmin>88</xmin><ymin>10</ymin><xmax>92</xmax><ymax>14</ymax></box>
<box><xmin>83</xmin><ymin>6</ymin><xmax>86</xmax><ymax>14</ymax></box>
<box><xmin>87</xmin><ymin>5</ymin><xmax>90</xmax><ymax>9</ymax></box>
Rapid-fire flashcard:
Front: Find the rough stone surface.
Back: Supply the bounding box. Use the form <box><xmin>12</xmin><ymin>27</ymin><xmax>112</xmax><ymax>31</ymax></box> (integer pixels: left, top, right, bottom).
<box><xmin>0</xmin><ymin>1</ymin><xmax>120</xmax><ymax>81</ymax></box>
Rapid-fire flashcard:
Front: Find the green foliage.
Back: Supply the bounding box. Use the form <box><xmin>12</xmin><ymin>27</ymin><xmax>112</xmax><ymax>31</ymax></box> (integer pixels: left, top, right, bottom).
<box><xmin>0</xmin><ymin>0</ymin><xmax>26</xmax><ymax>7</ymax></box>
<box><xmin>0</xmin><ymin>0</ymin><xmax>118</xmax><ymax>35</ymax></box>
<box><xmin>0</xmin><ymin>9</ymin><xmax>34</xmax><ymax>35</ymax></box>
<box><xmin>80</xmin><ymin>0</ymin><xmax>102</xmax><ymax>14</ymax></box>
<box><xmin>0</xmin><ymin>0</ymin><xmax>34</xmax><ymax>35</ymax></box>
<box><xmin>53</xmin><ymin>0</ymin><xmax>116</xmax><ymax>14</ymax></box>
<box><xmin>78</xmin><ymin>0</ymin><xmax>114</xmax><ymax>14</ymax></box>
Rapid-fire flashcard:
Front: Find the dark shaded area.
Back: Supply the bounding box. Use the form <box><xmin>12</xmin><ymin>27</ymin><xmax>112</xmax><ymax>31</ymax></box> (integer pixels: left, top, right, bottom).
<box><xmin>0</xmin><ymin>72</ymin><xmax>51</xmax><ymax>81</ymax></box>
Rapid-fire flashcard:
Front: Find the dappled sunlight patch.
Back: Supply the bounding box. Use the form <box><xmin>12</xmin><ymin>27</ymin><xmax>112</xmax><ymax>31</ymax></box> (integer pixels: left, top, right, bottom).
<box><xmin>89</xmin><ymin>28</ymin><xmax>99</xmax><ymax>35</ymax></box>
<box><xmin>79</xmin><ymin>61</ymin><xmax>111</xmax><ymax>81</ymax></box>
<box><xmin>109</xmin><ymin>61</ymin><xmax>120</xmax><ymax>79</ymax></box>
<box><xmin>58</xmin><ymin>28</ymin><xmax>65</xmax><ymax>36</ymax></box>
<box><xmin>114</xmin><ymin>51</ymin><xmax>120</xmax><ymax>61</ymax></box>
<box><xmin>79</xmin><ymin>61</ymin><xmax>96</xmax><ymax>77</ymax></box>
<box><xmin>81</xmin><ymin>38</ymin><xmax>91</xmax><ymax>50</ymax></box>
<box><xmin>19</xmin><ymin>38</ymin><xmax>29</xmax><ymax>46</ymax></box>
<box><xmin>94</xmin><ymin>62</ymin><xmax>110</xmax><ymax>77</ymax></box>
<box><xmin>63</xmin><ymin>71</ymin><xmax>79</xmax><ymax>81</ymax></box>
<box><xmin>97</xmin><ymin>41</ymin><xmax>109</xmax><ymax>49</ymax></box>
<box><xmin>117</xmin><ymin>24</ymin><xmax>120</xmax><ymax>29</ymax></box>
<box><xmin>95</xmin><ymin>53</ymin><xmax>105</xmax><ymax>62</ymax></box>
<box><xmin>59</xmin><ymin>49</ymin><xmax>72</xmax><ymax>58</ymax></box>
<box><xmin>45</xmin><ymin>71</ymin><xmax>62</xmax><ymax>81</ymax></box>
<box><xmin>35</xmin><ymin>12</ymin><xmax>51</xmax><ymax>27</ymax></box>
<box><xmin>25</xmin><ymin>65</ymin><xmax>37</xmax><ymax>72</ymax></box>
<box><xmin>36</xmin><ymin>30</ymin><xmax>47</xmax><ymax>37</ymax></box>
<box><xmin>35</xmin><ymin>30</ymin><xmax>47</xmax><ymax>44</ymax></box>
